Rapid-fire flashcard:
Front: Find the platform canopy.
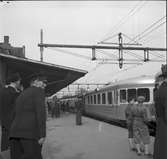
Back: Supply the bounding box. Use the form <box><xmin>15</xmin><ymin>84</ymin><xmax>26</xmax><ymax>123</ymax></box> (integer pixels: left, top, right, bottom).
<box><xmin>0</xmin><ymin>53</ymin><xmax>87</xmax><ymax>95</ymax></box>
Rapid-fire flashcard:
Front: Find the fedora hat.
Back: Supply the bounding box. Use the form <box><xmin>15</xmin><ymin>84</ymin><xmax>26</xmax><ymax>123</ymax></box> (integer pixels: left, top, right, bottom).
<box><xmin>6</xmin><ymin>72</ymin><xmax>21</xmax><ymax>84</ymax></box>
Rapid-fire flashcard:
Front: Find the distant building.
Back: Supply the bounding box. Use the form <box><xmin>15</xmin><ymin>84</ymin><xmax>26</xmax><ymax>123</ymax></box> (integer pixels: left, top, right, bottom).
<box><xmin>0</xmin><ymin>36</ymin><xmax>25</xmax><ymax>58</ymax></box>
<box><xmin>0</xmin><ymin>36</ymin><xmax>25</xmax><ymax>86</ymax></box>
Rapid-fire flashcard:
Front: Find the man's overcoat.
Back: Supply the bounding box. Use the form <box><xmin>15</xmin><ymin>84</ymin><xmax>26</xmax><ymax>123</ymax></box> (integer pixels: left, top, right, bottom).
<box><xmin>154</xmin><ymin>82</ymin><xmax>167</xmax><ymax>159</ymax></box>
<box><xmin>10</xmin><ymin>86</ymin><xmax>46</xmax><ymax>140</ymax></box>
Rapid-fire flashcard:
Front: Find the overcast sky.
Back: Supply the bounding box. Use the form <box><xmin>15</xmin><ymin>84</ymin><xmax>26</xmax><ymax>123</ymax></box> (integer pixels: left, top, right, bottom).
<box><xmin>0</xmin><ymin>1</ymin><xmax>166</xmax><ymax>95</ymax></box>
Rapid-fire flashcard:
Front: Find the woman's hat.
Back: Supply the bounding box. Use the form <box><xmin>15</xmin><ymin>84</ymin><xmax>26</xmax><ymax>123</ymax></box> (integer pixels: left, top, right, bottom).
<box><xmin>137</xmin><ymin>96</ymin><xmax>145</xmax><ymax>103</ymax></box>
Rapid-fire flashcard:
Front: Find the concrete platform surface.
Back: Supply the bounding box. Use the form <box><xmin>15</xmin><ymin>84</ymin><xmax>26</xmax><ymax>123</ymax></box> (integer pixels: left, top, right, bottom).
<box><xmin>42</xmin><ymin>114</ymin><xmax>154</xmax><ymax>159</ymax></box>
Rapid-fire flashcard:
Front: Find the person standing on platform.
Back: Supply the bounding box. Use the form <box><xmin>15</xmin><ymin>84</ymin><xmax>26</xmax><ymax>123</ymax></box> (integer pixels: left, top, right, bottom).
<box><xmin>125</xmin><ymin>97</ymin><xmax>136</xmax><ymax>151</ymax></box>
<box><xmin>0</xmin><ymin>73</ymin><xmax>21</xmax><ymax>151</ymax></box>
<box><xmin>50</xmin><ymin>99</ymin><xmax>56</xmax><ymax>118</ymax></box>
<box><xmin>131</xmin><ymin>96</ymin><xmax>151</xmax><ymax>156</ymax></box>
<box><xmin>9</xmin><ymin>73</ymin><xmax>47</xmax><ymax>159</ymax></box>
<box><xmin>55</xmin><ymin>100</ymin><xmax>60</xmax><ymax>118</ymax></box>
<box><xmin>75</xmin><ymin>96</ymin><xmax>83</xmax><ymax>125</ymax></box>
<box><xmin>153</xmin><ymin>64</ymin><xmax>167</xmax><ymax>159</ymax></box>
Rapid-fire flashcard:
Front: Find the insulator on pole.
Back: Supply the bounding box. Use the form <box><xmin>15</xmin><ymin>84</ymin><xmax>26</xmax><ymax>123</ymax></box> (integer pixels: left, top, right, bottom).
<box><xmin>92</xmin><ymin>48</ymin><xmax>96</xmax><ymax>60</ymax></box>
<box><xmin>144</xmin><ymin>49</ymin><xmax>149</xmax><ymax>62</ymax></box>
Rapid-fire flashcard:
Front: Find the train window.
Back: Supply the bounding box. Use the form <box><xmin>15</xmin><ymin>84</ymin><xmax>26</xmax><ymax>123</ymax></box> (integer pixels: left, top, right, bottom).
<box><xmin>88</xmin><ymin>96</ymin><xmax>90</xmax><ymax>104</ymax></box>
<box><xmin>107</xmin><ymin>92</ymin><xmax>113</xmax><ymax>104</ymax></box>
<box><xmin>94</xmin><ymin>95</ymin><xmax>96</xmax><ymax>104</ymax></box>
<box><xmin>91</xmin><ymin>95</ymin><xmax>93</xmax><ymax>104</ymax></box>
<box><xmin>137</xmin><ymin>88</ymin><xmax>150</xmax><ymax>102</ymax></box>
<box><xmin>120</xmin><ymin>89</ymin><xmax>127</xmax><ymax>103</ymax></box>
<box><xmin>98</xmin><ymin>94</ymin><xmax>101</xmax><ymax>104</ymax></box>
<box><xmin>102</xmin><ymin>93</ymin><xmax>106</xmax><ymax>104</ymax></box>
<box><xmin>128</xmin><ymin>89</ymin><xmax>136</xmax><ymax>102</ymax></box>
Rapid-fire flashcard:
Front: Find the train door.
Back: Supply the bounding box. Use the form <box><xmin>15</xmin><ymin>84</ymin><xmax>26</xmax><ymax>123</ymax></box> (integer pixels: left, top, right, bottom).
<box><xmin>114</xmin><ymin>89</ymin><xmax>118</xmax><ymax>105</ymax></box>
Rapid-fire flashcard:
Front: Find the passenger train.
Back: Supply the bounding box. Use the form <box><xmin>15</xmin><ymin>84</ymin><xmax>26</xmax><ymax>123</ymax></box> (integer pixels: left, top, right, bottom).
<box><xmin>83</xmin><ymin>75</ymin><xmax>156</xmax><ymax>131</ymax></box>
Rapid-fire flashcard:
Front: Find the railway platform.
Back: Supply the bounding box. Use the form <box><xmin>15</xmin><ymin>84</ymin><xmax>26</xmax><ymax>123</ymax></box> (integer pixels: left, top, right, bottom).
<box><xmin>42</xmin><ymin>113</ymin><xmax>154</xmax><ymax>159</ymax></box>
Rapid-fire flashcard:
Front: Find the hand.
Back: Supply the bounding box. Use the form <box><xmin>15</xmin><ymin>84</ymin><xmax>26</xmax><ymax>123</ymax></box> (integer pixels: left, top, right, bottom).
<box><xmin>38</xmin><ymin>137</ymin><xmax>45</xmax><ymax>145</ymax></box>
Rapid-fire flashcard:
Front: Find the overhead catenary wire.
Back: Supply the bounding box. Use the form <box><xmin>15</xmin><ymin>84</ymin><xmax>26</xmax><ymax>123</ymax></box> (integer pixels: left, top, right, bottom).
<box><xmin>47</xmin><ymin>47</ymin><xmax>90</xmax><ymax>60</ymax></box>
<box><xmin>137</xmin><ymin>20</ymin><xmax>166</xmax><ymax>41</ymax></box>
<box><xmin>96</xmin><ymin>49</ymin><xmax>118</xmax><ymax>59</ymax></box>
<box><xmin>123</xmin><ymin>51</ymin><xmax>144</xmax><ymax>60</ymax></box>
<box><xmin>100</xmin><ymin>0</ymin><xmax>147</xmax><ymax>43</ymax></box>
<box><xmin>129</xmin><ymin>15</ymin><xmax>166</xmax><ymax>42</ymax></box>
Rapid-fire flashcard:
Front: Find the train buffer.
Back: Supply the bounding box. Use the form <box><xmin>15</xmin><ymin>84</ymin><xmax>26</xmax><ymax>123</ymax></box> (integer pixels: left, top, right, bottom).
<box><xmin>42</xmin><ymin>114</ymin><xmax>154</xmax><ymax>159</ymax></box>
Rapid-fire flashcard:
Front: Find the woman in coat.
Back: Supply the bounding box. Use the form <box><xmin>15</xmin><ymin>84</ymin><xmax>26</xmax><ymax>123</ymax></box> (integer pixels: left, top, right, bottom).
<box><xmin>131</xmin><ymin>96</ymin><xmax>151</xmax><ymax>156</ymax></box>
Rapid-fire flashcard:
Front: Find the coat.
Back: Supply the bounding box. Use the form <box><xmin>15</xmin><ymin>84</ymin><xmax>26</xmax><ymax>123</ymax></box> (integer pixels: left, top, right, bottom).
<box><xmin>10</xmin><ymin>86</ymin><xmax>46</xmax><ymax>140</ymax></box>
<box><xmin>154</xmin><ymin>82</ymin><xmax>167</xmax><ymax>159</ymax></box>
<box><xmin>0</xmin><ymin>86</ymin><xmax>20</xmax><ymax>129</ymax></box>
<box><xmin>131</xmin><ymin>104</ymin><xmax>150</xmax><ymax>145</ymax></box>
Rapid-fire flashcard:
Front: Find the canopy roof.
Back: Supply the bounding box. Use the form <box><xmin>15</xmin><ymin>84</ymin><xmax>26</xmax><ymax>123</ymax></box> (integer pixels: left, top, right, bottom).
<box><xmin>0</xmin><ymin>53</ymin><xmax>87</xmax><ymax>95</ymax></box>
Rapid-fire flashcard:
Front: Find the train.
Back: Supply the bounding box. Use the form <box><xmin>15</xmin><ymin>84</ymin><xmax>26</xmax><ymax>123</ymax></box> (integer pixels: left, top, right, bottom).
<box><xmin>58</xmin><ymin>75</ymin><xmax>157</xmax><ymax>134</ymax></box>
<box><xmin>83</xmin><ymin>75</ymin><xmax>156</xmax><ymax>134</ymax></box>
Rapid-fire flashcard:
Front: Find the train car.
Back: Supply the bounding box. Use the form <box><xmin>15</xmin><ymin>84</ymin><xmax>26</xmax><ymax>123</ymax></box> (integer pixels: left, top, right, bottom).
<box><xmin>84</xmin><ymin>75</ymin><xmax>156</xmax><ymax>128</ymax></box>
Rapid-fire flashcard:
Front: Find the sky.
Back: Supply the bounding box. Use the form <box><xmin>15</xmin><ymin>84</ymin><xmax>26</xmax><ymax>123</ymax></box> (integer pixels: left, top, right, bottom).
<box><xmin>0</xmin><ymin>1</ymin><xmax>166</xmax><ymax>96</ymax></box>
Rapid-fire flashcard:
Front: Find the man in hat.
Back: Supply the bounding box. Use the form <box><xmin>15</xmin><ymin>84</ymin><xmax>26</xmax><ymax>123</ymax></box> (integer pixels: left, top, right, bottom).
<box><xmin>0</xmin><ymin>73</ymin><xmax>21</xmax><ymax>151</ymax></box>
<box><xmin>75</xmin><ymin>95</ymin><xmax>84</xmax><ymax>125</ymax></box>
<box><xmin>153</xmin><ymin>64</ymin><xmax>167</xmax><ymax>159</ymax></box>
<box><xmin>9</xmin><ymin>73</ymin><xmax>47</xmax><ymax>159</ymax></box>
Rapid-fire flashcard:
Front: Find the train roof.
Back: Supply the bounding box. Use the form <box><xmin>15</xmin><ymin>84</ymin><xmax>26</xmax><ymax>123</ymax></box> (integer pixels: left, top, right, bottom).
<box><xmin>0</xmin><ymin>52</ymin><xmax>87</xmax><ymax>95</ymax></box>
<box><xmin>108</xmin><ymin>75</ymin><xmax>155</xmax><ymax>86</ymax></box>
<box><xmin>86</xmin><ymin>75</ymin><xmax>155</xmax><ymax>95</ymax></box>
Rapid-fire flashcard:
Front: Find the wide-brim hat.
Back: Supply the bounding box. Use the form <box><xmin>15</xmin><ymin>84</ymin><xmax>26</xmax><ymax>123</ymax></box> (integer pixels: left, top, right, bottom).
<box><xmin>28</xmin><ymin>73</ymin><xmax>47</xmax><ymax>83</ymax></box>
<box><xmin>137</xmin><ymin>96</ymin><xmax>145</xmax><ymax>103</ymax></box>
<box><xmin>6</xmin><ymin>72</ymin><xmax>21</xmax><ymax>84</ymax></box>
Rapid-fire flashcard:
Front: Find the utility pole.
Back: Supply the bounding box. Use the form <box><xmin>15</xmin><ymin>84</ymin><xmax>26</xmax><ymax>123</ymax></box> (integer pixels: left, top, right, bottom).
<box><xmin>118</xmin><ymin>33</ymin><xmax>123</xmax><ymax>68</ymax></box>
<box><xmin>40</xmin><ymin>29</ymin><xmax>44</xmax><ymax>62</ymax></box>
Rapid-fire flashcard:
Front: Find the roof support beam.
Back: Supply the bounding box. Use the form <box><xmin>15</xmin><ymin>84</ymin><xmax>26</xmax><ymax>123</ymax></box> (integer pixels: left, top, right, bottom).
<box><xmin>38</xmin><ymin>43</ymin><xmax>167</xmax><ymax>52</ymax></box>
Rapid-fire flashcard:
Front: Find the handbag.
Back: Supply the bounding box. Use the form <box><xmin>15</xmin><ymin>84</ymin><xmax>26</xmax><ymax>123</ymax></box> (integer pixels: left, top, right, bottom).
<box><xmin>0</xmin><ymin>149</ymin><xmax>10</xmax><ymax>159</ymax></box>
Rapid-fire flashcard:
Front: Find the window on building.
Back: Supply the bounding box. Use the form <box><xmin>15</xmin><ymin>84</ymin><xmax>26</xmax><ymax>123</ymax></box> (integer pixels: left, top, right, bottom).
<box><xmin>120</xmin><ymin>89</ymin><xmax>127</xmax><ymax>103</ymax></box>
<box><xmin>107</xmin><ymin>92</ymin><xmax>113</xmax><ymax>104</ymax></box>
<box><xmin>98</xmin><ymin>94</ymin><xmax>101</xmax><ymax>104</ymax></box>
<box><xmin>137</xmin><ymin>88</ymin><xmax>150</xmax><ymax>102</ymax></box>
<box><xmin>102</xmin><ymin>93</ymin><xmax>106</xmax><ymax>104</ymax></box>
<box><xmin>128</xmin><ymin>89</ymin><xmax>136</xmax><ymax>102</ymax></box>
<box><xmin>94</xmin><ymin>94</ymin><xmax>96</xmax><ymax>104</ymax></box>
